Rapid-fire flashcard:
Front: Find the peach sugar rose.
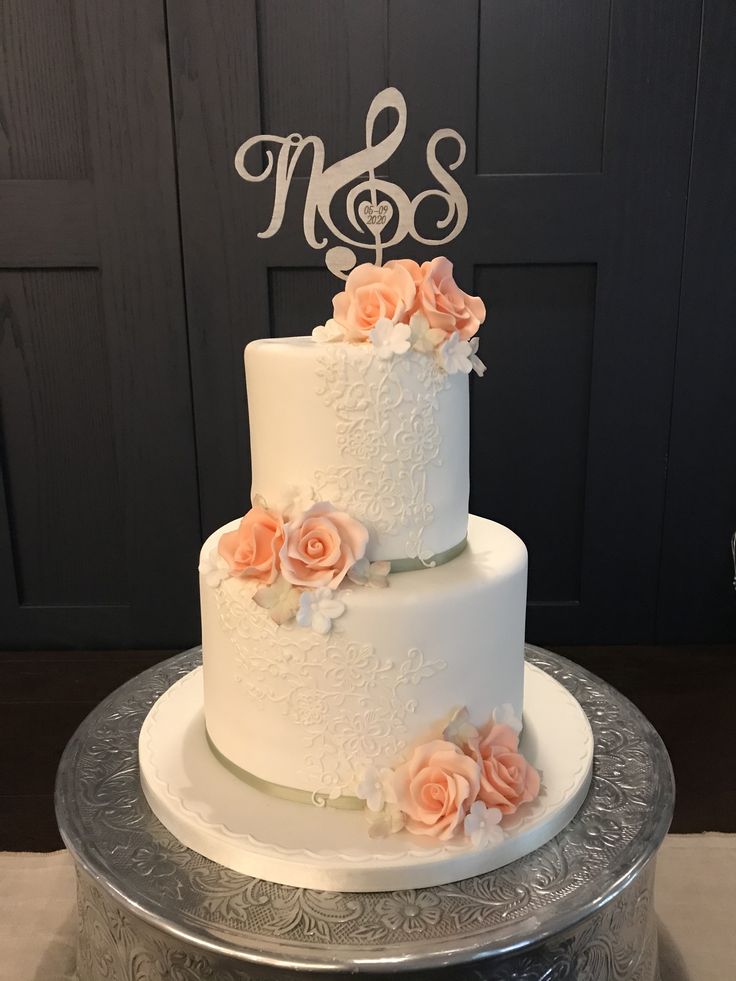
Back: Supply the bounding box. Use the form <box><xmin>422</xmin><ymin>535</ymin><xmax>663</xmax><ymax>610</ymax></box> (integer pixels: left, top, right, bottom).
<box><xmin>279</xmin><ymin>502</ymin><xmax>369</xmax><ymax>589</ymax></box>
<box><xmin>330</xmin><ymin>256</ymin><xmax>485</xmax><ymax>345</ymax></box>
<box><xmin>218</xmin><ymin>506</ymin><xmax>284</xmax><ymax>584</ymax></box>
<box><xmin>332</xmin><ymin>261</ymin><xmax>417</xmax><ymax>342</ymax></box>
<box><xmin>415</xmin><ymin>256</ymin><xmax>486</xmax><ymax>341</ymax></box>
<box><xmin>466</xmin><ymin>722</ymin><xmax>541</xmax><ymax>815</ymax></box>
<box><xmin>393</xmin><ymin>739</ymin><xmax>482</xmax><ymax>840</ymax></box>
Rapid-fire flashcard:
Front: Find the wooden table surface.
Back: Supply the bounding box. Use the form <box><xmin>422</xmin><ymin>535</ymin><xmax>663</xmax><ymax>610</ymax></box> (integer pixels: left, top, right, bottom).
<box><xmin>1</xmin><ymin>645</ymin><xmax>734</xmax><ymax>850</ymax></box>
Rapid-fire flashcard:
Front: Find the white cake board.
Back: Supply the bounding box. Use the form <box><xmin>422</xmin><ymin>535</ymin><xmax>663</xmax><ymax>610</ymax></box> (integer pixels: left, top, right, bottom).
<box><xmin>139</xmin><ymin>664</ymin><xmax>593</xmax><ymax>892</ymax></box>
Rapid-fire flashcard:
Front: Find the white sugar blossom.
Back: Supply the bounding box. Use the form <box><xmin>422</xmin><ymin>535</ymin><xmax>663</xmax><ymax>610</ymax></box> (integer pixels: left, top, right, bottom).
<box><xmin>442</xmin><ymin>706</ymin><xmax>479</xmax><ymax>747</ymax></box>
<box><xmin>469</xmin><ymin>337</ymin><xmax>487</xmax><ymax>377</ymax></box>
<box><xmin>296</xmin><ymin>588</ymin><xmax>346</xmax><ymax>634</ymax></box>
<box><xmin>253</xmin><ymin>575</ymin><xmax>301</xmax><ymax>625</ymax></box>
<box><xmin>312</xmin><ymin>318</ymin><xmax>345</xmax><ymax>343</ymax></box>
<box><xmin>464</xmin><ymin>802</ymin><xmax>504</xmax><ymax>848</ymax></box>
<box><xmin>272</xmin><ymin>485</ymin><xmax>316</xmax><ymax>522</ymax></box>
<box><xmin>493</xmin><ymin>703</ymin><xmax>522</xmax><ymax>735</ymax></box>
<box><xmin>366</xmin><ymin>805</ymin><xmax>405</xmax><ymax>838</ymax></box>
<box><xmin>355</xmin><ymin>765</ymin><xmax>398</xmax><ymax>813</ymax></box>
<box><xmin>409</xmin><ymin>312</ymin><xmax>445</xmax><ymax>353</ymax></box>
<box><xmin>198</xmin><ymin>547</ymin><xmax>231</xmax><ymax>588</ymax></box>
<box><xmin>438</xmin><ymin>332</ymin><xmax>474</xmax><ymax>375</ymax></box>
<box><xmin>370</xmin><ymin>318</ymin><xmax>411</xmax><ymax>359</ymax></box>
<box><xmin>347</xmin><ymin>557</ymin><xmax>391</xmax><ymax>588</ymax></box>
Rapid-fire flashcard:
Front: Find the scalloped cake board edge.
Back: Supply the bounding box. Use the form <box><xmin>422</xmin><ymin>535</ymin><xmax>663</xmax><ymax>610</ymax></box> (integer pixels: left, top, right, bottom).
<box><xmin>139</xmin><ymin>663</ymin><xmax>593</xmax><ymax>892</ymax></box>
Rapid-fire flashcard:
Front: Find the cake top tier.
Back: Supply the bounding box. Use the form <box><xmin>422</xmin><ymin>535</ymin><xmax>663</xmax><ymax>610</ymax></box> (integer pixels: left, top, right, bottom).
<box><xmin>245</xmin><ymin>338</ymin><xmax>469</xmax><ymax>564</ymax></box>
<box><xmin>243</xmin><ymin>258</ymin><xmax>487</xmax><ymax>565</ymax></box>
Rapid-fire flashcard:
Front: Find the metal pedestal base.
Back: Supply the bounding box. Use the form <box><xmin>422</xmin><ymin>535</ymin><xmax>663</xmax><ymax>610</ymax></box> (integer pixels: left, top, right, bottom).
<box><xmin>57</xmin><ymin>646</ymin><xmax>674</xmax><ymax>980</ymax></box>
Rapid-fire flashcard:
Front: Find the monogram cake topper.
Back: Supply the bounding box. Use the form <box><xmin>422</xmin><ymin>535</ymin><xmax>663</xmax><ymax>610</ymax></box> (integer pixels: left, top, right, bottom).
<box><xmin>234</xmin><ymin>87</ymin><xmax>468</xmax><ymax>279</ymax></box>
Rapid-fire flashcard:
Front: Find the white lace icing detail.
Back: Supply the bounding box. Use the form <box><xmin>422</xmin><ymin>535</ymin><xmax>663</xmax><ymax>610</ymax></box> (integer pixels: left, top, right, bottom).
<box><xmin>215</xmin><ymin>581</ymin><xmax>447</xmax><ymax>799</ymax></box>
<box><xmin>313</xmin><ymin>347</ymin><xmax>448</xmax><ymax>562</ymax></box>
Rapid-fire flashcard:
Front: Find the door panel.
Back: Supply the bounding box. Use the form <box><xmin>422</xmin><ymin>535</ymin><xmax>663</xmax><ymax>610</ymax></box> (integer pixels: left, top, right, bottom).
<box><xmin>168</xmin><ymin>0</ymin><xmax>703</xmax><ymax>644</ymax></box>
<box><xmin>657</xmin><ymin>0</ymin><xmax>736</xmax><ymax>643</ymax></box>
<box><xmin>0</xmin><ymin>1</ymin><xmax>200</xmax><ymax>647</ymax></box>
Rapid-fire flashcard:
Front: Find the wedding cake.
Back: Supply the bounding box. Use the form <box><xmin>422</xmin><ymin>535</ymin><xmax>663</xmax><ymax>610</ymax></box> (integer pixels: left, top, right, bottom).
<box><xmin>198</xmin><ymin>257</ymin><xmax>541</xmax><ymax>846</ymax></box>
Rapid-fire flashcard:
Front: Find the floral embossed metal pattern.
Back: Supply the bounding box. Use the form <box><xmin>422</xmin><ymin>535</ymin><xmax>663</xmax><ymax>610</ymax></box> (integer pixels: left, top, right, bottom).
<box><xmin>57</xmin><ymin>645</ymin><xmax>673</xmax><ymax>974</ymax></box>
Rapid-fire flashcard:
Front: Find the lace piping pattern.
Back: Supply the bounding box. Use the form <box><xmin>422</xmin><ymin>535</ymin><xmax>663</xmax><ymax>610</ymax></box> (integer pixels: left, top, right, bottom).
<box><xmin>215</xmin><ymin>582</ymin><xmax>446</xmax><ymax>799</ymax></box>
<box><xmin>313</xmin><ymin>347</ymin><xmax>448</xmax><ymax>563</ymax></box>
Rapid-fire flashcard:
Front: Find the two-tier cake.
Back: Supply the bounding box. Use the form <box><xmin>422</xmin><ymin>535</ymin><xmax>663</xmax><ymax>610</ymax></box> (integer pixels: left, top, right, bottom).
<box><xmin>140</xmin><ymin>258</ymin><xmax>593</xmax><ymax>890</ymax></box>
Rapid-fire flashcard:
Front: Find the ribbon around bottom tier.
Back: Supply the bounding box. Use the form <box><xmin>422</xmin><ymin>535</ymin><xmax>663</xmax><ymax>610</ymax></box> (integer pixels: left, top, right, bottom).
<box><xmin>388</xmin><ymin>535</ymin><xmax>467</xmax><ymax>573</ymax></box>
<box><xmin>206</xmin><ymin>729</ymin><xmax>365</xmax><ymax>810</ymax></box>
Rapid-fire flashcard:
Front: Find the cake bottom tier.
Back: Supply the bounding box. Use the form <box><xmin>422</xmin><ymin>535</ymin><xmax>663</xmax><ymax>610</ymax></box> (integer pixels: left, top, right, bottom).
<box><xmin>200</xmin><ymin>514</ymin><xmax>527</xmax><ymax>802</ymax></box>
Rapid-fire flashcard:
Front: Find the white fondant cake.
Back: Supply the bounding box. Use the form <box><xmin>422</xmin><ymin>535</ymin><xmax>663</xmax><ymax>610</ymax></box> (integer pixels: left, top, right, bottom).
<box><xmin>245</xmin><ymin>338</ymin><xmax>469</xmax><ymax>563</ymax></box>
<box><xmin>202</xmin><ymin>513</ymin><xmax>526</xmax><ymax>801</ymax></box>
<box><xmin>198</xmin><ymin>257</ymin><xmax>543</xmax><ymax>847</ymax></box>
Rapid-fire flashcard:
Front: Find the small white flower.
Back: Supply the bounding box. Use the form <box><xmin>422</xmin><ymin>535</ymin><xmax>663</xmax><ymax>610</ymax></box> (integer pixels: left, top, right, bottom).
<box><xmin>493</xmin><ymin>703</ymin><xmax>522</xmax><ymax>735</ymax></box>
<box><xmin>296</xmin><ymin>587</ymin><xmax>346</xmax><ymax>634</ymax></box>
<box><xmin>409</xmin><ymin>312</ymin><xmax>446</xmax><ymax>353</ymax></box>
<box><xmin>469</xmin><ymin>337</ymin><xmax>487</xmax><ymax>377</ymax></box>
<box><xmin>366</xmin><ymin>804</ymin><xmax>405</xmax><ymax>838</ymax></box>
<box><xmin>273</xmin><ymin>485</ymin><xmax>316</xmax><ymax>522</ymax></box>
<box><xmin>198</xmin><ymin>547</ymin><xmax>231</xmax><ymax>588</ymax></box>
<box><xmin>312</xmin><ymin>318</ymin><xmax>345</xmax><ymax>343</ymax></box>
<box><xmin>442</xmin><ymin>706</ymin><xmax>479</xmax><ymax>747</ymax></box>
<box><xmin>347</xmin><ymin>557</ymin><xmax>391</xmax><ymax>588</ymax></box>
<box><xmin>253</xmin><ymin>575</ymin><xmax>301</xmax><ymax>625</ymax></box>
<box><xmin>438</xmin><ymin>332</ymin><xmax>473</xmax><ymax>375</ymax></box>
<box><xmin>370</xmin><ymin>318</ymin><xmax>411</xmax><ymax>359</ymax></box>
<box><xmin>464</xmin><ymin>801</ymin><xmax>504</xmax><ymax>848</ymax></box>
<box><xmin>355</xmin><ymin>765</ymin><xmax>397</xmax><ymax>813</ymax></box>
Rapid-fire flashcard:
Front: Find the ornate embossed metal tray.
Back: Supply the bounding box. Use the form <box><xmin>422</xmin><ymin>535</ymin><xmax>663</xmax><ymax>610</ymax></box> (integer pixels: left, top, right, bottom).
<box><xmin>56</xmin><ymin>645</ymin><xmax>674</xmax><ymax>980</ymax></box>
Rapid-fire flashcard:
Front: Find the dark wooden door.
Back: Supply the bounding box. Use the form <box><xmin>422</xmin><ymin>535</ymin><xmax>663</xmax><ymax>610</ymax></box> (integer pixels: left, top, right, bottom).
<box><xmin>168</xmin><ymin>0</ymin><xmax>707</xmax><ymax>644</ymax></box>
<box><xmin>0</xmin><ymin>1</ymin><xmax>200</xmax><ymax>647</ymax></box>
<box><xmin>2</xmin><ymin>1</ymin><xmax>732</xmax><ymax>648</ymax></box>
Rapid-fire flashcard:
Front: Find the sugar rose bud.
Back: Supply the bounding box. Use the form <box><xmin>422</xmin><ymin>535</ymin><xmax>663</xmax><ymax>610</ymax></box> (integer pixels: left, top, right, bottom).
<box><xmin>466</xmin><ymin>722</ymin><xmax>541</xmax><ymax>815</ymax></box>
<box><xmin>218</xmin><ymin>507</ymin><xmax>284</xmax><ymax>584</ymax></box>
<box><xmin>415</xmin><ymin>256</ymin><xmax>486</xmax><ymax>341</ymax></box>
<box><xmin>332</xmin><ymin>262</ymin><xmax>417</xmax><ymax>342</ymax></box>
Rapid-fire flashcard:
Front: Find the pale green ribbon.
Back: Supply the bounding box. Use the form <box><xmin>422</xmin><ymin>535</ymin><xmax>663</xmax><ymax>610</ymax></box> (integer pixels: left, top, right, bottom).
<box><xmin>388</xmin><ymin>536</ymin><xmax>467</xmax><ymax>573</ymax></box>
<box><xmin>206</xmin><ymin>730</ymin><xmax>365</xmax><ymax>810</ymax></box>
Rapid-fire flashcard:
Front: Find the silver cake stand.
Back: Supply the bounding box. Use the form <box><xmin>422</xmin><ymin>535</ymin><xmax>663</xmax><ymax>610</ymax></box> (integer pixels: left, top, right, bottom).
<box><xmin>55</xmin><ymin>645</ymin><xmax>674</xmax><ymax>981</ymax></box>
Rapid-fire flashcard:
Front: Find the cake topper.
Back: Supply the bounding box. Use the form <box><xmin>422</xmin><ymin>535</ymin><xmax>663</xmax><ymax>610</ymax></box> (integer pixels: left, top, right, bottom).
<box><xmin>234</xmin><ymin>87</ymin><xmax>467</xmax><ymax>279</ymax></box>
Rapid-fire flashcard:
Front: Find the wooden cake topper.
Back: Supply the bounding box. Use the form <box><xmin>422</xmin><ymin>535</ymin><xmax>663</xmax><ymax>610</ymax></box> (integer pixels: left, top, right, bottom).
<box><xmin>234</xmin><ymin>87</ymin><xmax>467</xmax><ymax>279</ymax></box>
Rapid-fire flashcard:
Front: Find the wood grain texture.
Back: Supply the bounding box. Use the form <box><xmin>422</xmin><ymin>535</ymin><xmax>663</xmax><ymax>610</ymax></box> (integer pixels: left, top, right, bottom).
<box><xmin>67</xmin><ymin>0</ymin><xmax>201</xmax><ymax>646</ymax></box>
<box><xmin>257</xmin><ymin>0</ymin><xmax>389</xmax><ymax>164</ymax></box>
<box><xmin>471</xmin><ymin>264</ymin><xmax>596</xmax><ymax>604</ymax></box>
<box><xmin>269</xmin><ymin>268</ymin><xmax>335</xmax><ymax>339</ymax></box>
<box><xmin>167</xmin><ymin>0</ymin><xmax>390</xmax><ymax>536</ymax></box>
<box><xmin>0</xmin><ymin>0</ymin><xmax>88</xmax><ymax>180</ymax></box>
<box><xmin>570</xmin><ymin>0</ymin><xmax>703</xmax><ymax>643</ymax></box>
<box><xmin>657</xmin><ymin>0</ymin><xmax>736</xmax><ymax>642</ymax></box>
<box><xmin>0</xmin><ymin>1</ymin><xmax>201</xmax><ymax>647</ymax></box>
<box><xmin>165</xmin><ymin>0</ymin><xmax>262</xmax><ymax>536</ymax></box>
<box><xmin>0</xmin><ymin>180</ymin><xmax>97</xmax><ymax>266</ymax></box>
<box><xmin>477</xmin><ymin>0</ymin><xmax>610</xmax><ymax>175</ymax></box>
<box><xmin>0</xmin><ymin>269</ymin><xmax>125</xmax><ymax>606</ymax></box>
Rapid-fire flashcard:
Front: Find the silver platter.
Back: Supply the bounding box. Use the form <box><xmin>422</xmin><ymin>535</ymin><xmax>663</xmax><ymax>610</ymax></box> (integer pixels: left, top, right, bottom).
<box><xmin>56</xmin><ymin>645</ymin><xmax>674</xmax><ymax>980</ymax></box>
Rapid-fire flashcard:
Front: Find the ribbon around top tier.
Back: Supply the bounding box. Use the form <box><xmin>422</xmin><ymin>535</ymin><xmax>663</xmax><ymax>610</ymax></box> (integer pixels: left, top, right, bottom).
<box><xmin>388</xmin><ymin>536</ymin><xmax>467</xmax><ymax>573</ymax></box>
<box><xmin>206</xmin><ymin>730</ymin><xmax>365</xmax><ymax>810</ymax></box>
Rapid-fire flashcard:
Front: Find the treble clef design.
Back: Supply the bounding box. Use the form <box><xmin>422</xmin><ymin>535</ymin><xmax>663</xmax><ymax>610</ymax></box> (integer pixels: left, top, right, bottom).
<box><xmin>234</xmin><ymin>87</ymin><xmax>468</xmax><ymax>279</ymax></box>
